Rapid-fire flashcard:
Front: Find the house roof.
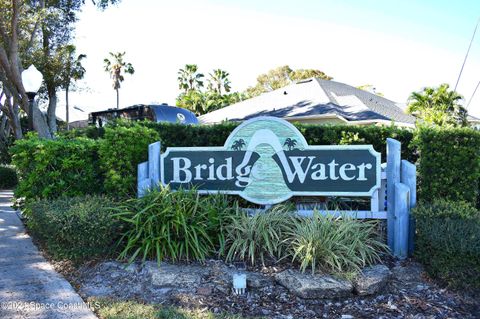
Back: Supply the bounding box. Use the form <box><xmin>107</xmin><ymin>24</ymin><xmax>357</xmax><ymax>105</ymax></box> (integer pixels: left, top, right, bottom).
<box><xmin>199</xmin><ymin>78</ymin><xmax>416</xmax><ymax>126</ymax></box>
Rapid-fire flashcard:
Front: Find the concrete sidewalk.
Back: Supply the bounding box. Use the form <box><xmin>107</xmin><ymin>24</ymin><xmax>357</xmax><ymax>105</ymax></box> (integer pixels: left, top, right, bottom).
<box><xmin>0</xmin><ymin>190</ymin><xmax>97</xmax><ymax>319</ymax></box>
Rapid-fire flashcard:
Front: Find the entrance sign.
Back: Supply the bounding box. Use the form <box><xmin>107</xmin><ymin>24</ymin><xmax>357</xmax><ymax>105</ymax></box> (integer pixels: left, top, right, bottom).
<box><xmin>160</xmin><ymin>117</ymin><xmax>381</xmax><ymax>205</ymax></box>
<box><xmin>138</xmin><ymin>116</ymin><xmax>417</xmax><ymax>259</ymax></box>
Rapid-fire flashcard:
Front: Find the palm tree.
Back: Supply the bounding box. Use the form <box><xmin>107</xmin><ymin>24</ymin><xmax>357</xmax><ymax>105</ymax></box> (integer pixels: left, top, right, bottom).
<box><xmin>407</xmin><ymin>84</ymin><xmax>466</xmax><ymax>127</ymax></box>
<box><xmin>208</xmin><ymin>69</ymin><xmax>231</xmax><ymax>95</ymax></box>
<box><xmin>103</xmin><ymin>52</ymin><xmax>135</xmax><ymax>109</ymax></box>
<box><xmin>284</xmin><ymin>138</ymin><xmax>297</xmax><ymax>151</ymax></box>
<box><xmin>232</xmin><ymin>139</ymin><xmax>246</xmax><ymax>151</ymax></box>
<box><xmin>177</xmin><ymin>64</ymin><xmax>204</xmax><ymax>93</ymax></box>
<box><xmin>59</xmin><ymin>45</ymin><xmax>86</xmax><ymax>130</ymax></box>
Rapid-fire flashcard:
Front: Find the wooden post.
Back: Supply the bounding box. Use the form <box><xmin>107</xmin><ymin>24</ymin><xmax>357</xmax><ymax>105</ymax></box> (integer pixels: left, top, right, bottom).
<box><xmin>148</xmin><ymin>141</ymin><xmax>161</xmax><ymax>189</ymax></box>
<box><xmin>370</xmin><ymin>189</ymin><xmax>379</xmax><ymax>213</ymax></box>
<box><xmin>137</xmin><ymin>161</ymin><xmax>149</xmax><ymax>197</ymax></box>
<box><xmin>401</xmin><ymin>160</ymin><xmax>417</xmax><ymax>256</ymax></box>
<box><xmin>386</xmin><ymin>138</ymin><xmax>401</xmax><ymax>251</ymax></box>
<box><xmin>394</xmin><ymin>182</ymin><xmax>410</xmax><ymax>259</ymax></box>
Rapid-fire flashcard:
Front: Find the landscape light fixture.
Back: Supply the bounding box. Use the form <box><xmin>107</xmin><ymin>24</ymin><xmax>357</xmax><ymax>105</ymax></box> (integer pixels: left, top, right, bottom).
<box><xmin>232</xmin><ymin>273</ymin><xmax>246</xmax><ymax>295</ymax></box>
<box><xmin>21</xmin><ymin>65</ymin><xmax>43</xmax><ymax>130</ymax></box>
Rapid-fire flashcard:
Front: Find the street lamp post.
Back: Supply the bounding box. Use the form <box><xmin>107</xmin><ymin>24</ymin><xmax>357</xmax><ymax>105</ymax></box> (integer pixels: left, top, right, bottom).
<box><xmin>21</xmin><ymin>65</ymin><xmax>43</xmax><ymax>131</ymax></box>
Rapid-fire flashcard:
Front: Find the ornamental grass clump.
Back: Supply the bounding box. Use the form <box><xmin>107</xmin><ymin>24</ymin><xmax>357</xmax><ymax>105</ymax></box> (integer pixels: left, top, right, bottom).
<box><xmin>115</xmin><ymin>186</ymin><xmax>237</xmax><ymax>264</ymax></box>
<box><xmin>222</xmin><ymin>205</ymin><xmax>297</xmax><ymax>266</ymax></box>
<box><xmin>290</xmin><ymin>212</ymin><xmax>387</xmax><ymax>274</ymax></box>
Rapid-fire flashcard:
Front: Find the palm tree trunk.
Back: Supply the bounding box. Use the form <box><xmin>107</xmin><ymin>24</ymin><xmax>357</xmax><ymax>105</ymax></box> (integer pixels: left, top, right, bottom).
<box><xmin>116</xmin><ymin>88</ymin><xmax>119</xmax><ymax>109</ymax></box>
<box><xmin>65</xmin><ymin>86</ymin><xmax>69</xmax><ymax>130</ymax></box>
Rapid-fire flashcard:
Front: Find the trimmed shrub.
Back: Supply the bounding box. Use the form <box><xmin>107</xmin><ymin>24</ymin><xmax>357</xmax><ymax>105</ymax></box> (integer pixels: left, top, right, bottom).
<box><xmin>116</xmin><ymin>187</ymin><xmax>237</xmax><ymax>264</ymax></box>
<box><xmin>141</xmin><ymin>121</ymin><xmax>415</xmax><ymax>162</ymax></box>
<box><xmin>11</xmin><ymin>137</ymin><xmax>101</xmax><ymax>201</ymax></box>
<box><xmin>26</xmin><ymin>195</ymin><xmax>123</xmax><ymax>262</ymax></box>
<box><xmin>289</xmin><ymin>213</ymin><xmax>387</xmax><ymax>274</ymax></box>
<box><xmin>222</xmin><ymin>205</ymin><xmax>297</xmax><ymax>266</ymax></box>
<box><xmin>61</xmin><ymin>120</ymin><xmax>415</xmax><ymax>162</ymax></box>
<box><xmin>413</xmin><ymin>200</ymin><xmax>480</xmax><ymax>289</ymax></box>
<box><xmin>414</xmin><ymin>127</ymin><xmax>480</xmax><ymax>205</ymax></box>
<box><xmin>98</xmin><ymin>125</ymin><xmax>160</xmax><ymax>197</ymax></box>
<box><xmin>0</xmin><ymin>165</ymin><xmax>17</xmax><ymax>189</ymax></box>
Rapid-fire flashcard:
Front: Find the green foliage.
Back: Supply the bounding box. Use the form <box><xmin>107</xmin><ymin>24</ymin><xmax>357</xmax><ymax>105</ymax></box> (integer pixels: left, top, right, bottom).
<box><xmin>222</xmin><ymin>206</ymin><xmax>296</xmax><ymax>266</ymax></box>
<box><xmin>412</xmin><ymin>198</ymin><xmax>479</xmax><ymax>219</ymax></box>
<box><xmin>11</xmin><ymin>137</ymin><xmax>101</xmax><ymax>201</ymax></box>
<box><xmin>0</xmin><ymin>165</ymin><xmax>17</xmax><ymax>189</ymax></box>
<box><xmin>407</xmin><ymin>83</ymin><xmax>467</xmax><ymax>127</ymax></box>
<box><xmin>177</xmin><ymin>64</ymin><xmax>204</xmax><ymax>93</ymax></box>
<box><xmin>414</xmin><ymin>126</ymin><xmax>480</xmax><ymax>204</ymax></box>
<box><xmin>25</xmin><ymin>196</ymin><xmax>122</xmax><ymax>262</ymax></box>
<box><xmin>60</xmin><ymin>125</ymin><xmax>105</xmax><ymax>139</ymax></box>
<box><xmin>176</xmin><ymin>65</ymin><xmax>245</xmax><ymax>115</ymax></box>
<box><xmin>413</xmin><ymin>200</ymin><xmax>480</xmax><ymax>289</ymax></box>
<box><xmin>116</xmin><ymin>187</ymin><xmax>237</xmax><ymax>264</ymax></box>
<box><xmin>208</xmin><ymin>69</ymin><xmax>231</xmax><ymax>95</ymax></box>
<box><xmin>0</xmin><ymin>135</ymin><xmax>14</xmax><ymax>164</ymax></box>
<box><xmin>246</xmin><ymin>65</ymin><xmax>333</xmax><ymax>97</ymax></box>
<box><xmin>290</xmin><ymin>213</ymin><xmax>387</xmax><ymax>274</ymax></box>
<box><xmin>98</xmin><ymin>124</ymin><xmax>159</xmax><ymax>196</ymax></box>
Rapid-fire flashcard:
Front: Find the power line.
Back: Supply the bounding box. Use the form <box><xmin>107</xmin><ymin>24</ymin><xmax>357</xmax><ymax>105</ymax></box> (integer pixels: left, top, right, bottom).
<box><xmin>467</xmin><ymin>79</ymin><xmax>480</xmax><ymax>109</ymax></box>
<box><xmin>454</xmin><ymin>16</ymin><xmax>480</xmax><ymax>92</ymax></box>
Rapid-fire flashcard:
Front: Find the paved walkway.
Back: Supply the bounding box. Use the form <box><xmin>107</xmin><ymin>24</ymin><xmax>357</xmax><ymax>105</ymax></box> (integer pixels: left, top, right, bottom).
<box><xmin>0</xmin><ymin>190</ymin><xmax>97</xmax><ymax>319</ymax></box>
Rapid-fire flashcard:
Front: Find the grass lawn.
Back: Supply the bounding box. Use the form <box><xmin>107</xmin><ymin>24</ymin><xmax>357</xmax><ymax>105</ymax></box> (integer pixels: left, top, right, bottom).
<box><xmin>89</xmin><ymin>298</ymin><xmax>257</xmax><ymax>319</ymax></box>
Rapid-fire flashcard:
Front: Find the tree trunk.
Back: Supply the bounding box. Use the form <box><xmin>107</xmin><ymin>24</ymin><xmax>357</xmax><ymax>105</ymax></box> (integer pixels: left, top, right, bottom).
<box><xmin>10</xmin><ymin>101</ymin><xmax>22</xmax><ymax>140</ymax></box>
<box><xmin>32</xmin><ymin>104</ymin><xmax>52</xmax><ymax>138</ymax></box>
<box><xmin>116</xmin><ymin>88</ymin><xmax>119</xmax><ymax>109</ymax></box>
<box><xmin>66</xmin><ymin>86</ymin><xmax>69</xmax><ymax>130</ymax></box>
<box><xmin>47</xmin><ymin>90</ymin><xmax>57</xmax><ymax>134</ymax></box>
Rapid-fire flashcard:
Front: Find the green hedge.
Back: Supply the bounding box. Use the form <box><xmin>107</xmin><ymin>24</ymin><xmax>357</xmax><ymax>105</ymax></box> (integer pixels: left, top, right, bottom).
<box><xmin>0</xmin><ymin>165</ymin><xmax>17</xmax><ymax>189</ymax></box>
<box><xmin>11</xmin><ymin>137</ymin><xmax>102</xmax><ymax>201</ymax></box>
<box><xmin>140</xmin><ymin>121</ymin><xmax>416</xmax><ymax>162</ymax></box>
<box><xmin>99</xmin><ymin>125</ymin><xmax>159</xmax><ymax>197</ymax></box>
<box><xmin>63</xmin><ymin>120</ymin><xmax>416</xmax><ymax>162</ymax></box>
<box><xmin>413</xmin><ymin>199</ymin><xmax>480</xmax><ymax>289</ymax></box>
<box><xmin>414</xmin><ymin>127</ymin><xmax>480</xmax><ymax>205</ymax></box>
<box><xmin>26</xmin><ymin>195</ymin><xmax>123</xmax><ymax>262</ymax></box>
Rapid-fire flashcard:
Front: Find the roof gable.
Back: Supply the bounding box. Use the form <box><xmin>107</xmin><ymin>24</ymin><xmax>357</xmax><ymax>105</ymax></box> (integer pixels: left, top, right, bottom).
<box><xmin>199</xmin><ymin>78</ymin><xmax>415</xmax><ymax>125</ymax></box>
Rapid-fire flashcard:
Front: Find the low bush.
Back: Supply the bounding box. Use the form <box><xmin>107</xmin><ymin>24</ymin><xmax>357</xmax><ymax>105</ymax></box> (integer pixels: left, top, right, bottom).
<box><xmin>413</xmin><ymin>200</ymin><xmax>480</xmax><ymax>289</ymax></box>
<box><xmin>289</xmin><ymin>213</ymin><xmax>387</xmax><ymax>274</ymax></box>
<box><xmin>116</xmin><ymin>187</ymin><xmax>237</xmax><ymax>264</ymax></box>
<box><xmin>11</xmin><ymin>137</ymin><xmax>101</xmax><ymax>201</ymax></box>
<box><xmin>98</xmin><ymin>125</ymin><xmax>160</xmax><ymax>197</ymax></box>
<box><xmin>0</xmin><ymin>165</ymin><xmax>17</xmax><ymax>189</ymax></box>
<box><xmin>222</xmin><ymin>205</ymin><xmax>296</xmax><ymax>266</ymax></box>
<box><xmin>26</xmin><ymin>195</ymin><xmax>123</xmax><ymax>262</ymax></box>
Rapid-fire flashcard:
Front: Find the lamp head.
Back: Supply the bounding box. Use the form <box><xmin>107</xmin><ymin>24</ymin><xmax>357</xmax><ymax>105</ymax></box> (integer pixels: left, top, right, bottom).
<box><xmin>22</xmin><ymin>65</ymin><xmax>43</xmax><ymax>93</ymax></box>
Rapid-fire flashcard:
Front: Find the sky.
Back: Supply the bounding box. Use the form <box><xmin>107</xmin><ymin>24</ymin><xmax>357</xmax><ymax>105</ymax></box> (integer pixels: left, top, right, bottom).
<box><xmin>56</xmin><ymin>0</ymin><xmax>480</xmax><ymax>121</ymax></box>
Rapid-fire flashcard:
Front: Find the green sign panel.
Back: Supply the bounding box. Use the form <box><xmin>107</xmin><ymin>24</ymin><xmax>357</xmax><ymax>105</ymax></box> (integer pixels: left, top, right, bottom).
<box><xmin>161</xmin><ymin>117</ymin><xmax>381</xmax><ymax>205</ymax></box>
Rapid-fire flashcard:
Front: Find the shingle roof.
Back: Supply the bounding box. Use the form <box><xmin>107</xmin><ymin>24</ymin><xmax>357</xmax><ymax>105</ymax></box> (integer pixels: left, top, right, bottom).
<box><xmin>199</xmin><ymin>78</ymin><xmax>416</xmax><ymax>125</ymax></box>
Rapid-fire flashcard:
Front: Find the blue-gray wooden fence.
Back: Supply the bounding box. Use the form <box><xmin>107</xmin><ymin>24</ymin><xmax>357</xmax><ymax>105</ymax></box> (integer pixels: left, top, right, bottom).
<box><xmin>138</xmin><ymin>139</ymin><xmax>416</xmax><ymax>259</ymax></box>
